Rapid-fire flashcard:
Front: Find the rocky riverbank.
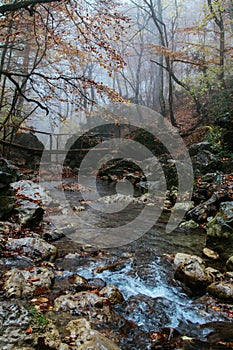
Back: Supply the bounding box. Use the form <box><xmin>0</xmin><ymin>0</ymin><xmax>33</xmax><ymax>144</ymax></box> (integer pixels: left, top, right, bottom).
<box><xmin>0</xmin><ymin>143</ymin><xmax>233</xmax><ymax>349</ymax></box>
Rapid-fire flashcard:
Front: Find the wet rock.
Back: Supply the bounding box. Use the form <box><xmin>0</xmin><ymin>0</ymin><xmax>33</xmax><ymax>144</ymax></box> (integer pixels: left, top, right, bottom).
<box><xmin>191</xmin><ymin>150</ymin><xmax>221</xmax><ymax>176</ymax></box>
<box><xmin>141</xmin><ymin>156</ymin><xmax>179</xmax><ymax>190</ymax></box>
<box><xmin>192</xmin><ymin>177</ymin><xmax>217</xmax><ymax>204</ymax></box>
<box><xmin>173</xmin><ymin>201</ymin><xmax>194</xmax><ymax>212</ymax></box>
<box><xmin>207</xmin><ymin>201</ymin><xmax>233</xmax><ymax>238</ymax></box>
<box><xmin>206</xmin><ymin>201</ymin><xmax>233</xmax><ymax>259</ymax></box>
<box><xmin>97</xmin><ymin>193</ymin><xmax>160</xmax><ymax>207</ymax></box>
<box><xmin>189</xmin><ymin>142</ymin><xmax>212</xmax><ymax>157</ymax></box>
<box><xmin>0</xmin><ymin>301</ymin><xmax>31</xmax><ymax>350</ymax></box>
<box><xmin>54</xmin><ymin>291</ymin><xmax>126</xmax><ymax>330</ymax></box>
<box><xmin>99</xmin><ymin>158</ymin><xmax>141</xmax><ymax>179</ymax></box>
<box><xmin>11</xmin><ymin>180</ymin><xmax>50</xmax><ymax>203</ymax></box>
<box><xmin>142</xmin><ymin>155</ymin><xmax>194</xmax><ymax>191</ymax></box>
<box><xmin>97</xmin><ymin>193</ymin><xmax>133</xmax><ymax>205</ymax></box>
<box><xmin>226</xmin><ymin>256</ymin><xmax>233</xmax><ymax>271</ymax></box>
<box><xmin>99</xmin><ymin>284</ymin><xmax>124</xmax><ymax>304</ymax></box>
<box><xmin>179</xmin><ymin>219</ymin><xmax>199</xmax><ymax>229</ymax></box>
<box><xmin>150</xmin><ymin>327</ymin><xmax>182</xmax><ymax>349</ymax></box>
<box><xmin>201</xmin><ymin>172</ymin><xmax>218</xmax><ymax>183</ymax></box>
<box><xmin>14</xmin><ymin>199</ymin><xmax>44</xmax><ymax>225</ymax></box>
<box><xmin>189</xmin><ymin>142</ymin><xmax>222</xmax><ymax>176</ymax></box>
<box><xmin>6</xmin><ymin>235</ymin><xmax>57</xmax><ymax>260</ymax></box>
<box><xmin>0</xmin><ymin>256</ymin><xmax>34</xmax><ymax>271</ymax></box>
<box><xmin>11</xmin><ymin>180</ymin><xmax>50</xmax><ymax>225</ymax></box>
<box><xmin>205</xmin><ymin>267</ymin><xmax>223</xmax><ymax>281</ymax></box>
<box><xmin>226</xmin><ymin>271</ymin><xmax>233</xmax><ymax>279</ymax></box>
<box><xmin>122</xmin><ymin>294</ymin><xmax>171</xmax><ymax>331</ymax></box>
<box><xmin>54</xmin><ymin>291</ymin><xmax>104</xmax><ymax>312</ymax></box>
<box><xmin>204</xmin><ymin>320</ymin><xmax>233</xmax><ymax>345</ymax></box>
<box><xmin>87</xmin><ymin>278</ymin><xmax>106</xmax><ymax>291</ymax></box>
<box><xmin>174</xmin><ymin>253</ymin><xmax>213</xmax><ymax>293</ymax></box>
<box><xmin>3</xmin><ymin>266</ymin><xmax>54</xmax><ymax>298</ymax></box>
<box><xmin>174</xmin><ymin>253</ymin><xmax>203</xmax><ymax>266</ymax></box>
<box><xmin>42</xmin><ymin>228</ymin><xmax>65</xmax><ymax>242</ymax></box>
<box><xmin>65</xmin><ymin>318</ymin><xmax>121</xmax><ymax>350</ymax></box>
<box><xmin>207</xmin><ymin>282</ymin><xmax>233</xmax><ymax>301</ymax></box>
<box><xmin>0</xmin><ymin>232</ymin><xmax>5</xmax><ymax>246</ymax></box>
<box><xmin>68</xmin><ymin>274</ymin><xmax>89</xmax><ymax>292</ymax></box>
<box><xmin>203</xmin><ymin>248</ymin><xmax>219</xmax><ymax>260</ymax></box>
<box><xmin>98</xmin><ymin>155</ymin><xmax>191</xmax><ymax>192</ymax></box>
<box><xmin>33</xmin><ymin>320</ymin><xmax>63</xmax><ymax>349</ymax></box>
<box><xmin>186</xmin><ymin>192</ymin><xmax>232</xmax><ymax>224</ymax></box>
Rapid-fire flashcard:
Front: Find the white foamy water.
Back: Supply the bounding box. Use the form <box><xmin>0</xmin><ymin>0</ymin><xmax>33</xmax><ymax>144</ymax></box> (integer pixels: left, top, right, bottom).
<box><xmin>74</xmin><ymin>258</ymin><xmax>220</xmax><ymax>334</ymax></box>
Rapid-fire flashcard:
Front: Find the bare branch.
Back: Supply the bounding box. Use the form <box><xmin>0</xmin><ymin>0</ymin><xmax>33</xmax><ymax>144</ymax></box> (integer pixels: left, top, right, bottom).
<box><xmin>1</xmin><ymin>70</ymin><xmax>49</xmax><ymax>114</ymax></box>
<box><xmin>0</xmin><ymin>0</ymin><xmax>62</xmax><ymax>15</ymax></box>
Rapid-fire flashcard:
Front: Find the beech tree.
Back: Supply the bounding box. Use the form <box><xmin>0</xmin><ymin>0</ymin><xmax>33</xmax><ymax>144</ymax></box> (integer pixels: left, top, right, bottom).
<box><xmin>112</xmin><ymin>6</ymin><xmax>159</xmax><ymax>107</ymax></box>
<box><xmin>131</xmin><ymin>0</ymin><xmax>233</xmax><ymax>128</ymax></box>
<box><xmin>127</xmin><ymin>0</ymin><xmax>183</xmax><ymax>126</ymax></box>
<box><xmin>0</xmin><ymin>0</ymin><xmax>128</xmax><ymax>142</ymax></box>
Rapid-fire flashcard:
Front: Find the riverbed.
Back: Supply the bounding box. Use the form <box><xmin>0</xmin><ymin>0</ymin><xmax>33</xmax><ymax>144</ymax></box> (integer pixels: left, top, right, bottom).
<box><xmin>44</xmin><ymin>178</ymin><xmax>233</xmax><ymax>349</ymax></box>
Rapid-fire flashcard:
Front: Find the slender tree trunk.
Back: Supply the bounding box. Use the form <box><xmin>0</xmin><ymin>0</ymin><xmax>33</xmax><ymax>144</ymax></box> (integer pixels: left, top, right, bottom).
<box><xmin>15</xmin><ymin>42</ymin><xmax>31</xmax><ymax>118</ymax></box>
<box><xmin>157</xmin><ymin>0</ymin><xmax>166</xmax><ymax>117</ymax></box>
<box><xmin>207</xmin><ymin>0</ymin><xmax>225</xmax><ymax>86</ymax></box>
<box><xmin>219</xmin><ymin>25</ymin><xmax>225</xmax><ymax>83</ymax></box>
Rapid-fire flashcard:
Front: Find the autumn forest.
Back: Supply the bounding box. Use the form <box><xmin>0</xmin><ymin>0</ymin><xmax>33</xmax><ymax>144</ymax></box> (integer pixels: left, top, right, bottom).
<box><xmin>1</xmin><ymin>1</ymin><xmax>233</xmax><ymax>350</ymax></box>
<box><xmin>0</xmin><ymin>0</ymin><xmax>233</xmax><ymax>135</ymax></box>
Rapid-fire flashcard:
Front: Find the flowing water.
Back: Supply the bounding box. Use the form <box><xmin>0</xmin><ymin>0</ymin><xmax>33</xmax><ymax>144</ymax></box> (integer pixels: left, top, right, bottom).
<box><xmin>49</xmin><ymin>179</ymin><xmax>233</xmax><ymax>349</ymax></box>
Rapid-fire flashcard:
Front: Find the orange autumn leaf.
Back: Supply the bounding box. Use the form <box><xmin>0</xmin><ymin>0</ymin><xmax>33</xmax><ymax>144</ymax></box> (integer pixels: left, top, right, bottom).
<box><xmin>28</xmin><ymin>277</ymin><xmax>40</xmax><ymax>283</ymax></box>
<box><xmin>26</xmin><ymin>327</ymin><xmax>33</xmax><ymax>334</ymax></box>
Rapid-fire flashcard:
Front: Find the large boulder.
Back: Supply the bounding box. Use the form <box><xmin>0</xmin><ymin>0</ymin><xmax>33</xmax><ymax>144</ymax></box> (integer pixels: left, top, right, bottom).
<box><xmin>99</xmin><ymin>155</ymin><xmax>192</xmax><ymax>193</ymax></box>
<box><xmin>13</xmin><ymin>199</ymin><xmax>44</xmax><ymax>225</ymax></box>
<box><xmin>207</xmin><ymin>281</ymin><xmax>233</xmax><ymax>301</ymax></box>
<box><xmin>191</xmin><ymin>150</ymin><xmax>221</xmax><ymax>176</ymax></box>
<box><xmin>122</xmin><ymin>294</ymin><xmax>171</xmax><ymax>330</ymax></box>
<box><xmin>33</xmin><ymin>320</ymin><xmax>63</xmax><ymax>349</ymax></box>
<box><xmin>11</xmin><ymin>180</ymin><xmax>50</xmax><ymax>225</ymax></box>
<box><xmin>54</xmin><ymin>291</ymin><xmax>104</xmax><ymax>312</ymax></box>
<box><xmin>65</xmin><ymin>318</ymin><xmax>121</xmax><ymax>350</ymax></box>
<box><xmin>174</xmin><ymin>253</ymin><xmax>214</xmax><ymax>293</ymax></box>
<box><xmin>54</xmin><ymin>290</ymin><xmax>126</xmax><ymax>329</ymax></box>
<box><xmin>6</xmin><ymin>235</ymin><xmax>57</xmax><ymax>260</ymax></box>
<box><xmin>0</xmin><ymin>301</ymin><xmax>32</xmax><ymax>349</ymax></box>
<box><xmin>3</xmin><ymin>266</ymin><xmax>54</xmax><ymax>298</ymax></box>
<box><xmin>206</xmin><ymin>201</ymin><xmax>233</xmax><ymax>259</ymax></box>
<box><xmin>99</xmin><ymin>284</ymin><xmax>124</xmax><ymax>304</ymax></box>
<box><xmin>11</xmin><ymin>132</ymin><xmax>44</xmax><ymax>167</ymax></box>
<box><xmin>68</xmin><ymin>274</ymin><xmax>89</xmax><ymax>292</ymax></box>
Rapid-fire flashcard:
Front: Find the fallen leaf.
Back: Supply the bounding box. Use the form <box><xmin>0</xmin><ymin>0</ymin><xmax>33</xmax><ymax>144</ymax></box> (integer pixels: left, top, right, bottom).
<box><xmin>26</xmin><ymin>327</ymin><xmax>33</xmax><ymax>334</ymax></box>
<box><xmin>28</xmin><ymin>277</ymin><xmax>40</xmax><ymax>283</ymax></box>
